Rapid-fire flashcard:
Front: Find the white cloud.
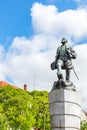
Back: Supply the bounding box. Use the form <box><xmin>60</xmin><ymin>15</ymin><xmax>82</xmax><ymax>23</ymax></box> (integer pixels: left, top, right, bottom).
<box><xmin>0</xmin><ymin>2</ymin><xmax>87</xmax><ymax>110</ymax></box>
<box><xmin>5</xmin><ymin>35</ymin><xmax>57</xmax><ymax>90</ymax></box>
<box><xmin>73</xmin><ymin>44</ymin><xmax>87</xmax><ymax>110</ymax></box>
<box><xmin>4</xmin><ymin>35</ymin><xmax>87</xmax><ymax>110</ymax></box>
<box><xmin>31</xmin><ymin>3</ymin><xmax>87</xmax><ymax>41</ymax></box>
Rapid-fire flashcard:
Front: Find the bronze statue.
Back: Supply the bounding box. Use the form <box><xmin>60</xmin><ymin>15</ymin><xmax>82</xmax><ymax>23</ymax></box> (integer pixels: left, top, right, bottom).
<box><xmin>51</xmin><ymin>38</ymin><xmax>77</xmax><ymax>91</ymax></box>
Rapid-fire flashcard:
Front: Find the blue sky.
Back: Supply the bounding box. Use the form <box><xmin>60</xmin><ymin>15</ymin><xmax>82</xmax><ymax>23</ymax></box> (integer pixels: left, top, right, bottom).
<box><xmin>0</xmin><ymin>0</ymin><xmax>87</xmax><ymax>110</ymax></box>
<box><xmin>0</xmin><ymin>0</ymin><xmax>32</xmax><ymax>45</ymax></box>
<box><xmin>0</xmin><ymin>0</ymin><xmax>78</xmax><ymax>46</ymax></box>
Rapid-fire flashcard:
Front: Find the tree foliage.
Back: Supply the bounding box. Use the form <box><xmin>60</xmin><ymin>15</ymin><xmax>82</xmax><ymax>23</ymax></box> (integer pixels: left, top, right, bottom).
<box><xmin>0</xmin><ymin>86</ymin><xmax>50</xmax><ymax>130</ymax></box>
<box><xmin>1</xmin><ymin>85</ymin><xmax>87</xmax><ymax>130</ymax></box>
<box><xmin>81</xmin><ymin>122</ymin><xmax>87</xmax><ymax>130</ymax></box>
<box><xmin>30</xmin><ymin>90</ymin><xmax>50</xmax><ymax>130</ymax></box>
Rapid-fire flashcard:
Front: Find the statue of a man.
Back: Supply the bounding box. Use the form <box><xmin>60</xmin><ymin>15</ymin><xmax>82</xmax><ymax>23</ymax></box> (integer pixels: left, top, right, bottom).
<box><xmin>51</xmin><ymin>37</ymin><xmax>77</xmax><ymax>83</ymax></box>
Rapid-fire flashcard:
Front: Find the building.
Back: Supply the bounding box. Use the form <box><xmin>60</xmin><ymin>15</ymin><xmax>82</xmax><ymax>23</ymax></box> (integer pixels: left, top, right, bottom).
<box><xmin>0</xmin><ymin>81</ymin><xmax>27</xmax><ymax>91</ymax></box>
<box><xmin>81</xmin><ymin>110</ymin><xmax>87</xmax><ymax>122</ymax></box>
<box><xmin>0</xmin><ymin>81</ymin><xmax>17</xmax><ymax>88</ymax></box>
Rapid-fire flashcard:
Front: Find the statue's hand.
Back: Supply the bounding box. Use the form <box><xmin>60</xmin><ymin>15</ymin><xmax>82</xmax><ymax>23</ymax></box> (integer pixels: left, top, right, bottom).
<box><xmin>50</xmin><ymin>61</ymin><xmax>57</xmax><ymax>70</ymax></box>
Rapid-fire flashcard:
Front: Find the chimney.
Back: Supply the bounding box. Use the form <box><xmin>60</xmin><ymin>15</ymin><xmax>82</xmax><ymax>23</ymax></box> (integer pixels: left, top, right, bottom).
<box><xmin>24</xmin><ymin>84</ymin><xmax>27</xmax><ymax>91</ymax></box>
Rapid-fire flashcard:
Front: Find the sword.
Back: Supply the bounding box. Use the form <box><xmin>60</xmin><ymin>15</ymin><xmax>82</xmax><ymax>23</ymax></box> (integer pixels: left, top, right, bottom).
<box><xmin>72</xmin><ymin>66</ymin><xmax>79</xmax><ymax>80</ymax></box>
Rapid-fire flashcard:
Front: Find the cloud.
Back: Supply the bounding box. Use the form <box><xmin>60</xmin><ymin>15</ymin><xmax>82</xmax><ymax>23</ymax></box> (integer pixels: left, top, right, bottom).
<box><xmin>73</xmin><ymin>44</ymin><xmax>87</xmax><ymax>109</ymax></box>
<box><xmin>0</xmin><ymin>2</ymin><xmax>87</xmax><ymax>110</ymax></box>
<box><xmin>4</xmin><ymin>35</ymin><xmax>87</xmax><ymax>110</ymax></box>
<box><xmin>5</xmin><ymin>35</ymin><xmax>57</xmax><ymax>90</ymax></box>
<box><xmin>31</xmin><ymin>3</ymin><xmax>87</xmax><ymax>41</ymax></box>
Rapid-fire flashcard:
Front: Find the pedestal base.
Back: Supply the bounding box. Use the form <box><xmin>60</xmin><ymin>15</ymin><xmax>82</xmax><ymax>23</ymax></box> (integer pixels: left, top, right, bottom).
<box><xmin>49</xmin><ymin>90</ymin><xmax>81</xmax><ymax>130</ymax></box>
<box><xmin>52</xmin><ymin>80</ymin><xmax>76</xmax><ymax>91</ymax></box>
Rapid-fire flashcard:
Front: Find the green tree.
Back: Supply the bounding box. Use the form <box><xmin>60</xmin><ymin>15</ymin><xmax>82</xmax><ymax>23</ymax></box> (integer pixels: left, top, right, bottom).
<box><xmin>0</xmin><ymin>86</ymin><xmax>50</xmax><ymax>130</ymax></box>
<box><xmin>30</xmin><ymin>90</ymin><xmax>50</xmax><ymax>130</ymax></box>
<box><xmin>0</xmin><ymin>104</ymin><xmax>8</xmax><ymax>130</ymax></box>
<box><xmin>0</xmin><ymin>86</ymin><xmax>35</xmax><ymax>130</ymax></box>
<box><xmin>81</xmin><ymin>122</ymin><xmax>87</xmax><ymax>130</ymax></box>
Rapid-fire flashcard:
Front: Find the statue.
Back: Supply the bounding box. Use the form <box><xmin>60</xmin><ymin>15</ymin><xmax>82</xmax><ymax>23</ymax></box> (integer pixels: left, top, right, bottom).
<box><xmin>51</xmin><ymin>37</ymin><xmax>77</xmax><ymax>91</ymax></box>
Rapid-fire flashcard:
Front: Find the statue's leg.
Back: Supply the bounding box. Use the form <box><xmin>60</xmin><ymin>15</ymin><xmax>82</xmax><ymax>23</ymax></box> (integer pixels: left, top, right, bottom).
<box><xmin>57</xmin><ymin>60</ymin><xmax>63</xmax><ymax>80</ymax></box>
<box><xmin>66</xmin><ymin>69</ymin><xmax>70</xmax><ymax>81</ymax></box>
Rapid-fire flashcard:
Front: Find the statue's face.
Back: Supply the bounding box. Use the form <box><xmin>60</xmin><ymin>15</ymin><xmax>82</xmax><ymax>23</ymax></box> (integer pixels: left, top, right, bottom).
<box><xmin>61</xmin><ymin>38</ymin><xmax>67</xmax><ymax>44</ymax></box>
<box><xmin>61</xmin><ymin>42</ymin><xmax>66</xmax><ymax>45</ymax></box>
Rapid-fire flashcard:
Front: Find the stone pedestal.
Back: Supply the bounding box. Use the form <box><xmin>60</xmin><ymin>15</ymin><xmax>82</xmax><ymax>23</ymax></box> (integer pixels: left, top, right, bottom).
<box><xmin>49</xmin><ymin>89</ymin><xmax>81</xmax><ymax>130</ymax></box>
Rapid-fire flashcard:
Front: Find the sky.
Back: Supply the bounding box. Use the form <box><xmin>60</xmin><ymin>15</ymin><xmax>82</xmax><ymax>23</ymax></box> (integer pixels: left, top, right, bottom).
<box><xmin>0</xmin><ymin>0</ymin><xmax>87</xmax><ymax>110</ymax></box>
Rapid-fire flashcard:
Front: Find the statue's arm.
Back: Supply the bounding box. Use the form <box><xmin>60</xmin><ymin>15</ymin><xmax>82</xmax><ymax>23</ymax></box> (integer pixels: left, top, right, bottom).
<box><xmin>55</xmin><ymin>47</ymin><xmax>60</xmax><ymax>61</ymax></box>
<box><xmin>67</xmin><ymin>46</ymin><xmax>77</xmax><ymax>59</ymax></box>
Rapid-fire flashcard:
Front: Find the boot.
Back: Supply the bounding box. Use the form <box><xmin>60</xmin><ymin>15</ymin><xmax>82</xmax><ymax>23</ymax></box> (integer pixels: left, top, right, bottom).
<box><xmin>66</xmin><ymin>69</ymin><xmax>70</xmax><ymax>81</ymax></box>
<box><xmin>57</xmin><ymin>74</ymin><xmax>63</xmax><ymax>80</ymax></box>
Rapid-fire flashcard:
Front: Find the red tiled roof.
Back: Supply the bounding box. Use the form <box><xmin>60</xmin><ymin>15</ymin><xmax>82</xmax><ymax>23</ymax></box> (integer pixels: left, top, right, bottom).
<box><xmin>0</xmin><ymin>81</ymin><xmax>18</xmax><ymax>88</ymax></box>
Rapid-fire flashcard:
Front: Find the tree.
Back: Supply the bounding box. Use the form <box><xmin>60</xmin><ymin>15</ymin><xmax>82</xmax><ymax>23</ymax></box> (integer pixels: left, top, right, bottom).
<box><xmin>30</xmin><ymin>90</ymin><xmax>50</xmax><ymax>130</ymax></box>
<box><xmin>0</xmin><ymin>86</ymin><xmax>35</xmax><ymax>130</ymax></box>
<box><xmin>81</xmin><ymin>122</ymin><xmax>87</xmax><ymax>130</ymax></box>
<box><xmin>0</xmin><ymin>86</ymin><xmax>50</xmax><ymax>130</ymax></box>
<box><xmin>0</xmin><ymin>104</ymin><xmax>8</xmax><ymax>130</ymax></box>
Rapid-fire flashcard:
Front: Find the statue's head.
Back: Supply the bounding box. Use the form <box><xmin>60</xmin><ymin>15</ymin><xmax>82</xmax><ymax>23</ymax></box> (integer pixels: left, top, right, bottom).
<box><xmin>61</xmin><ymin>37</ymin><xmax>68</xmax><ymax>44</ymax></box>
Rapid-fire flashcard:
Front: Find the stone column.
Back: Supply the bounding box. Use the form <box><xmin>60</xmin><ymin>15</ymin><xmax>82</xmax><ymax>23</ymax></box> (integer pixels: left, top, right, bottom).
<box><xmin>49</xmin><ymin>89</ymin><xmax>81</xmax><ymax>130</ymax></box>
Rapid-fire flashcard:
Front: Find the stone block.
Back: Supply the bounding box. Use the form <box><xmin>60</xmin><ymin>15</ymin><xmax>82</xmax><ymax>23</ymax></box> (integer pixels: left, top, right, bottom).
<box><xmin>49</xmin><ymin>102</ymin><xmax>64</xmax><ymax>115</ymax></box>
<box><xmin>49</xmin><ymin>89</ymin><xmax>81</xmax><ymax>130</ymax></box>
<box><xmin>49</xmin><ymin>89</ymin><xmax>81</xmax><ymax>105</ymax></box>
<box><xmin>50</xmin><ymin>115</ymin><xmax>80</xmax><ymax>128</ymax></box>
<box><xmin>49</xmin><ymin>89</ymin><xmax>64</xmax><ymax>103</ymax></box>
